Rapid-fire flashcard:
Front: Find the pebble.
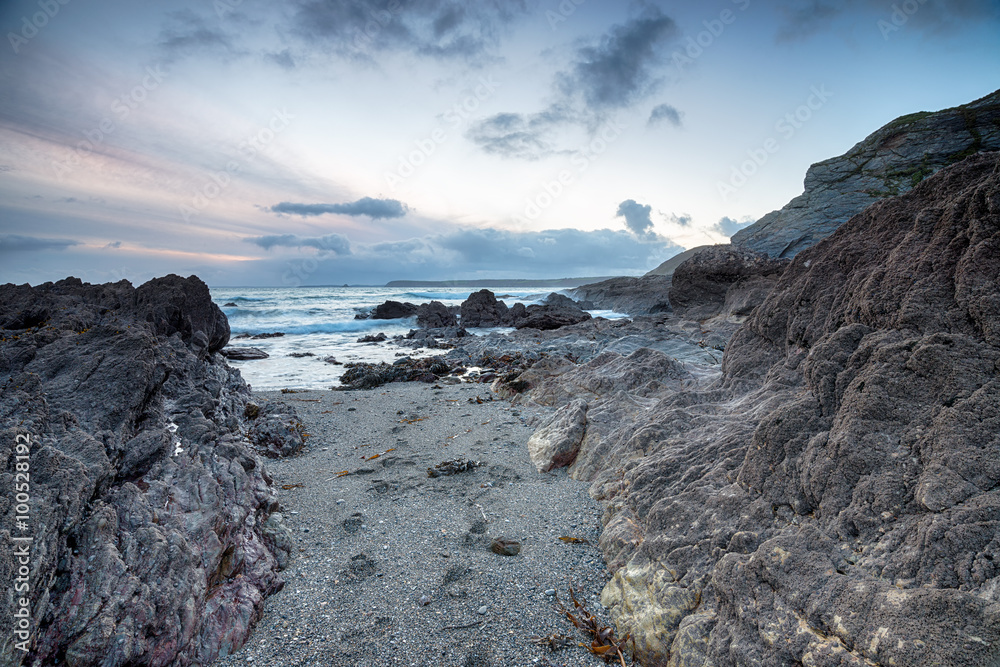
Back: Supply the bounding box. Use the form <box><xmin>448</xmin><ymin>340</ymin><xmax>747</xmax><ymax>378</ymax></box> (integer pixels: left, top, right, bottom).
<box><xmin>544</xmin><ymin>589</ymin><xmax>556</xmax><ymax>596</ymax></box>
<box><xmin>419</xmin><ymin>595</ymin><xmax>432</xmax><ymax>606</ymax></box>
<box><xmin>477</xmin><ymin>606</ymin><xmax>488</xmax><ymax>615</ymax></box>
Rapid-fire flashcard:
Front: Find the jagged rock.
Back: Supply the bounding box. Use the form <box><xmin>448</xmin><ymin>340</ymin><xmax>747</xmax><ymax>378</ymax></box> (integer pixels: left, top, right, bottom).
<box><xmin>537</xmin><ymin>153</ymin><xmax>1000</xmax><ymax>667</ymax></box>
<box><xmin>571</xmin><ymin>275</ymin><xmax>672</xmax><ymax>315</ymax></box>
<box><xmin>251</xmin><ymin>332</ymin><xmax>285</xmax><ymax>339</ymax></box>
<box><xmin>733</xmin><ymin>89</ymin><xmax>1000</xmax><ymax>257</ymax></box>
<box><xmin>416</xmin><ymin>300</ymin><xmax>458</xmax><ymax>328</ymax></box>
<box><xmin>247</xmin><ymin>402</ymin><xmax>307</xmax><ymax>458</ymax></box>
<box><xmin>514</xmin><ymin>297</ymin><xmax>593</xmax><ymax>331</ymax></box>
<box><xmin>337</xmin><ymin>357</ymin><xmax>454</xmax><ymax>390</ymax></box>
<box><xmin>220</xmin><ymin>346</ymin><xmax>270</xmax><ymax>360</ymax></box>
<box><xmin>357</xmin><ymin>332</ymin><xmax>388</xmax><ymax>343</ymax></box>
<box><xmin>371</xmin><ymin>300</ymin><xmax>418</xmax><ymax>319</ymax></box>
<box><xmin>668</xmin><ymin>245</ymin><xmax>789</xmax><ymax>320</ymax></box>
<box><xmin>527</xmin><ymin>399</ymin><xmax>588</xmax><ymax>472</ymax></box>
<box><xmin>0</xmin><ymin>275</ymin><xmax>300</xmax><ymax>667</ymax></box>
<box><xmin>460</xmin><ymin>289</ymin><xmax>509</xmax><ymax>327</ymax></box>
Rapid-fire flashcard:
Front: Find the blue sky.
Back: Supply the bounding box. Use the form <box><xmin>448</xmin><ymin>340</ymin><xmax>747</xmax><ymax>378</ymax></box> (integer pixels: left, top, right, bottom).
<box><xmin>0</xmin><ymin>0</ymin><xmax>997</xmax><ymax>286</ymax></box>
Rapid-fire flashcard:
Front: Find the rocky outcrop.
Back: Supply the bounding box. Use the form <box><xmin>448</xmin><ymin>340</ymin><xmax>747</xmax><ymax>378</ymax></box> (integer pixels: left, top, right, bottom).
<box><xmin>0</xmin><ymin>275</ymin><xmax>300</xmax><ymax>666</ymax></box>
<box><xmin>460</xmin><ymin>289</ymin><xmax>510</xmax><ymax>327</ymax></box>
<box><xmin>415</xmin><ymin>300</ymin><xmax>458</xmax><ymax>328</ymax></box>
<box><xmin>571</xmin><ymin>275</ymin><xmax>672</xmax><ymax>315</ymax></box>
<box><xmin>519</xmin><ymin>152</ymin><xmax>1000</xmax><ymax>666</ymax></box>
<box><xmin>668</xmin><ymin>246</ymin><xmax>789</xmax><ymax>321</ymax></box>
<box><xmin>527</xmin><ymin>399</ymin><xmax>588</xmax><ymax>473</ymax></box>
<box><xmin>220</xmin><ymin>346</ymin><xmax>270</xmax><ymax>360</ymax></box>
<box><xmin>733</xmin><ymin>88</ymin><xmax>1000</xmax><ymax>257</ymax></box>
<box><xmin>371</xmin><ymin>300</ymin><xmax>418</xmax><ymax>319</ymax></box>
<box><xmin>514</xmin><ymin>294</ymin><xmax>592</xmax><ymax>330</ymax></box>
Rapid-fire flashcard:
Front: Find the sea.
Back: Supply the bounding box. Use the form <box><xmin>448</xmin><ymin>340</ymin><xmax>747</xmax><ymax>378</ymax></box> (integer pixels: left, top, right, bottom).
<box><xmin>210</xmin><ymin>286</ymin><xmax>624</xmax><ymax>390</ymax></box>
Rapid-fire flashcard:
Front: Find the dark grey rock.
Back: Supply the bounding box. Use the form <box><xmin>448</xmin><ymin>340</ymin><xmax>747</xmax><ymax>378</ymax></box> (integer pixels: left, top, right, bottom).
<box><xmin>220</xmin><ymin>346</ymin><xmax>270</xmax><ymax>360</ymax></box>
<box><xmin>460</xmin><ymin>290</ymin><xmax>509</xmax><ymax>327</ymax></box>
<box><xmin>416</xmin><ymin>300</ymin><xmax>458</xmax><ymax>328</ymax></box>
<box><xmin>668</xmin><ymin>245</ymin><xmax>789</xmax><ymax>320</ymax></box>
<box><xmin>371</xmin><ymin>300</ymin><xmax>418</xmax><ymax>319</ymax></box>
<box><xmin>571</xmin><ymin>275</ymin><xmax>672</xmax><ymax>315</ymax></box>
<box><xmin>0</xmin><ymin>275</ymin><xmax>302</xmax><ymax>667</ymax></box>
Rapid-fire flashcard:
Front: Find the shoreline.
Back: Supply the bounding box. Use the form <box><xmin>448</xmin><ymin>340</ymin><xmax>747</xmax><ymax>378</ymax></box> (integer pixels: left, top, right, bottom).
<box><xmin>213</xmin><ymin>381</ymin><xmax>616</xmax><ymax>667</ymax></box>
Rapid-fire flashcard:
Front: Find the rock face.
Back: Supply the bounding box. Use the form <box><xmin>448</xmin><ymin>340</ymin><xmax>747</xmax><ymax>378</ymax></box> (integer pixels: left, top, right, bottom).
<box><xmin>643</xmin><ymin>246</ymin><xmax>713</xmax><ymax>277</ymax></box>
<box><xmin>220</xmin><ymin>346</ymin><xmax>270</xmax><ymax>360</ymax></box>
<box><xmin>668</xmin><ymin>246</ymin><xmax>789</xmax><ymax>321</ymax></box>
<box><xmin>733</xmin><ymin>89</ymin><xmax>1000</xmax><ymax>257</ymax></box>
<box><xmin>519</xmin><ymin>153</ymin><xmax>1000</xmax><ymax>666</ymax></box>
<box><xmin>0</xmin><ymin>275</ymin><xmax>299</xmax><ymax>666</ymax></box>
<box><xmin>515</xmin><ymin>295</ymin><xmax>592</xmax><ymax>330</ymax></box>
<box><xmin>572</xmin><ymin>275</ymin><xmax>672</xmax><ymax>315</ymax></box>
<box><xmin>526</xmin><ymin>399</ymin><xmax>588</xmax><ymax>473</ymax></box>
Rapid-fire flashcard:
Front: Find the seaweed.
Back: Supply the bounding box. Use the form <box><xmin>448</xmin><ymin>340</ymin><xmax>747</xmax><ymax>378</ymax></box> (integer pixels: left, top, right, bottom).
<box><xmin>555</xmin><ymin>586</ymin><xmax>632</xmax><ymax>666</ymax></box>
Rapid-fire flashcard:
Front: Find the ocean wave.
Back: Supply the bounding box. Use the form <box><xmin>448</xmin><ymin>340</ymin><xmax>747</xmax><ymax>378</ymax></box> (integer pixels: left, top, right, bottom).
<box><xmin>403</xmin><ymin>291</ymin><xmax>470</xmax><ymax>300</ymax></box>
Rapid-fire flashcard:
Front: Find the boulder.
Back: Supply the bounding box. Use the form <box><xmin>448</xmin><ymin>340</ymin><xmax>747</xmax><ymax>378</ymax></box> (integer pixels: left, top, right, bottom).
<box><xmin>416</xmin><ymin>300</ymin><xmax>458</xmax><ymax>328</ymax></box>
<box><xmin>527</xmin><ymin>399</ymin><xmax>588</xmax><ymax>472</ymax></box>
<box><xmin>733</xmin><ymin>88</ymin><xmax>1000</xmax><ymax>257</ymax></box>
<box><xmin>357</xmin><ymin>332</ymin><xmax>388</xmax><ymax>343</ymax></box>
<box><xmin>459</xmin><ymin>289</ymin><xmax>509</xmax><ymax>327</ymax></box>
<box><xmin>0</xmin><ymin>275</ymin><xmax>301</xmax><ymax>667</ymax></box>
<box><xmin>668</xmin><ymin>245</ymin><xmax>789</xmax><ymax>320</ymax></box>
<box><xmin>371</xmin><ymin>300</ymin><xmax>418</xmax><ymax>319</ymax></box>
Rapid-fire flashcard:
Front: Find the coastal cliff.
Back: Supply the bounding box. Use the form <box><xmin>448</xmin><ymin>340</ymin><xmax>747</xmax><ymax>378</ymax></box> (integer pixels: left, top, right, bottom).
<box><xmin>516</xmin><ymin>152</ymin><xmax>1000</xmax><ymax>665</ymax></box>
<box><xmin>733</xmin><ymin>88</ymin><xmax>1000</xmax><ymax>258</ymax></box>
<box><xmin>0</xmin><ymin>275</ymin><xmax>299</xmax><ymax>666</ymax></box>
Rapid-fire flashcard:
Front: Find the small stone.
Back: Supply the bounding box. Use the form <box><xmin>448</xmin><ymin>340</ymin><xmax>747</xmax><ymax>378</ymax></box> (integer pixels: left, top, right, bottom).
<box><xmin>490</xmin><ymin>537</ymin><xmax>521</xmax><ymax>556</ymax></box>
<box><xmin>419</xmin><ymin>595</ymin><xmax>432</xmax><ymax>606</ymax></box>
<box><xmin>336</xmin><ymin>499</ymin><xmax>345</xmax><ymax>504</ymax></box>
<box><xmin>477</xmin><ymin>606</ymin><xmax>488</xmax><ymax>615</ymax></box>
<box><xmin>544</xmin><ymin>589</ymin><xmax>556</xmax><ymax>596</ymax></box>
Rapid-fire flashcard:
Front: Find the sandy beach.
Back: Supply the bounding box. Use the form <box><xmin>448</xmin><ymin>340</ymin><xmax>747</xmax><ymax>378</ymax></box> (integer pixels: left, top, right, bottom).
<box><xmin>213</xmin><ymin>380</ymin><xmax>616</xmax><ymax>667</ymax></box>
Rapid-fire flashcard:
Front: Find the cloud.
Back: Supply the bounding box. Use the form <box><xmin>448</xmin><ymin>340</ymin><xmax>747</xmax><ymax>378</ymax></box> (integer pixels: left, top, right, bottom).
<box><xmin>468</xmin><ymin>8</ymin><xmax>678</xmax><ymax>160</ymax></box>
<box><xmin>105</xmin><ymin>241</ymin><xmax>123</xmax><ymax>249</ymax></box>
<box><xmin>557</xmin><ymin>7</ymin><xmax>678</xmax><ymax>110</ymax></box>
<box><xmin>648</xmin><ymin>103</ymin><xmax>683</xmax><ymax>127</ymax></box>
<box><xmin>664</xmin><ymin>212</ymin><xmax>692</xmax><ymax>227</ymax></box>
<box><xmin>774</xmin><ymin>0</ymin><xmax>1000</xmax><ymax>41</ymax></box>
<box><xmin>265</xmin><ymin>49</ymin><xmax>297</xmax><ymax>69</ymax></box>
<box><xmin>270</xmin><ymin>197</ymin><xmax>409</xmax><ymax>219</ymax></box>
<box><xmin>713</xmin><ymin>216</ymin><xmax>754</xmax><ymax>237</ymax></box>
<box><xmin>0</xmin><ymin>235</ymin><xmax>80</xmax><ymax>253</ymax></box>
<box><xmin>464</xmin><ymin>108</ymin><xmax>573</xmax><ymax>160</ymax></box>
<box><xmin>246</xmin><ymin>233</ymin><xmax>352</xmax><ymax>254</ymax></box>
<box><xmin>288</xmin><ymin>0</ymin><xmax>529</xmax><ymax>63</ymax></box>
<box><xmin>615</xmin><ymin>200</ymin><xmax>654</xmax><ymax>237</ymax></box>
<box><xmin>158</xmin><ymin>10</ymin><xmax>243</xmax><ymax>61</ymax></box>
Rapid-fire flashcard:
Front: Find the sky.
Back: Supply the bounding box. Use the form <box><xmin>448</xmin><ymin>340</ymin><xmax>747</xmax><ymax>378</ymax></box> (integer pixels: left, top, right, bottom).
<box><xmin>0</xmin><ymin>0</ymin><xmax>997</xmax><ymax>287</ymax></box>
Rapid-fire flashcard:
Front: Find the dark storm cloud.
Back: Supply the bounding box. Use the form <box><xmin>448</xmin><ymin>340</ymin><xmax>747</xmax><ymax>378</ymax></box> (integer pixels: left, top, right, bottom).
<box><xmin>245</xmin><ymin>233</ymin><xmax>352</xmax><ymax>254</ymax></box>
<box><xmin>648</xmin><ymin>103</ymin><xmax>683</xmax><ymax>127</ymax></box>
<box><xmin>557</xmin><ymin>7</ymin><xmax>678</xmax><ymax>110</ymax></box>
<box><xmin>270</xmin><ymin>198</ymin><xmax>409</xmax><ymax>219</ymax></box>
<box><xmin>265</xmin><ymin>49</ymin><xmax>297</xmax><ymax>69</ymax></box>
<box><xmin>774</xmin><ymin>0</ymin><xmax>1000</xmax><ymax>41</ymax></box>
<box><xmin>0</xmin><ymin>234</ymin><xmax>80</xmax><ymax>253</ymax></box>
<box><xmin>288</xmin><ymin>0</ymin><xmax>530</xmax><ymax>62</ymax></box>
<box><xmin>615</xmin><ymin>199</ymin><xmax>654</xmax><ymax>237</ymax></box>
<box><xmin>713</xmin><ymin>216</ymin><xmax>753</xmax><ymax>237</ymax></box>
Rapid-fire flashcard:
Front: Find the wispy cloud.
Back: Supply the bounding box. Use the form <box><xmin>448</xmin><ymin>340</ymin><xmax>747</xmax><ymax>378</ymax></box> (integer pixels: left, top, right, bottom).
<box><xmin>245</xmin><ymin>233</ymin><xmax>352</xmax><ymax>254</ymax></box>
<box><xmin>157</xmin><ymin>10</ymin><xmax>245</xmax><ymax>62</ymax></box>
<box><xmin>648</xmin><ymin>103</ymin><xmax>683</xmax><ymax>127</ymax></box>
<box><xmin>467</xmin><ymin>7</ymin><xmax>678</xmax><ymax>159</ymax></box>
<box><xmin>713</xmin><ymin>216</ymin><xmax>753</xmax><ymax>237</ymax></box>
<box><xmin>0</xmin><ymin>235</ymin><xmax>80</xmax><ymax>253</ymax></box>
<box><xmin>269</xmin><ymin>197</ymin><xmax>409</xmax><ymax>219</ymax></box>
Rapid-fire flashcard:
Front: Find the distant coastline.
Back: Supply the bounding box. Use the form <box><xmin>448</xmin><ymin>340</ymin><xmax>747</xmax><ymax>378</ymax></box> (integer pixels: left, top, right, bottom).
<box><xmin>384</xmin><ymin>276</ymin><xmax>621</xmax><ymax>288</ymax></box>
